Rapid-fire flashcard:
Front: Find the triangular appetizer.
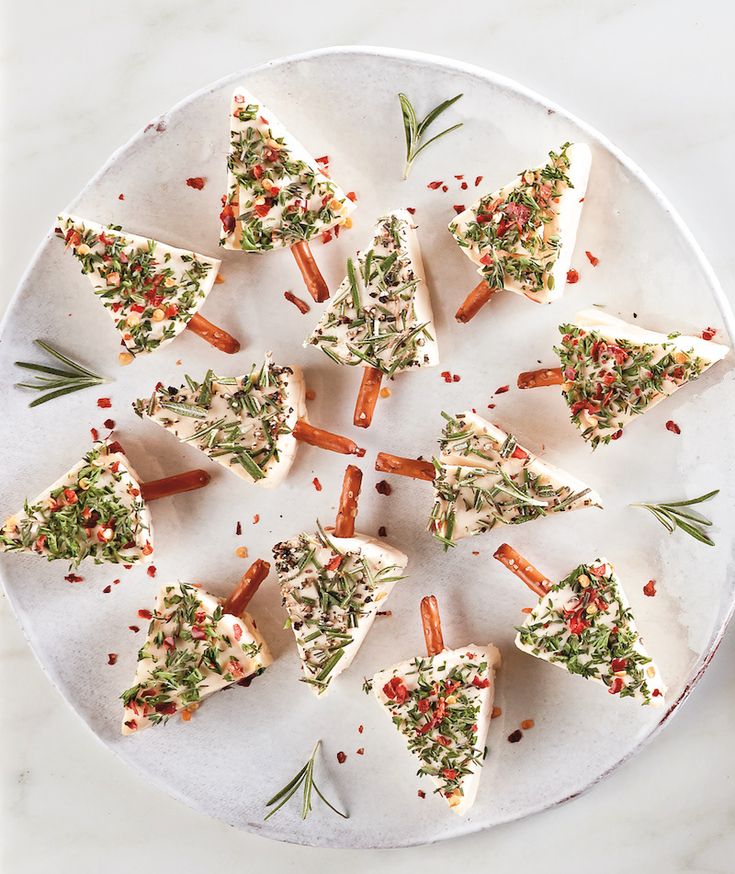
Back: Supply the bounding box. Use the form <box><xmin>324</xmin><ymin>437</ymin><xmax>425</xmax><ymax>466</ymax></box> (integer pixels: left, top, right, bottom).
<box><xmin>55</xmin><ymin>214</ymin><xmax>221</xmax><ymax>358</ymax></box>
<box><xmin>557</xmin><ymin>310</ymin><xmax>730</xmax><ymax>447</ymax></box>
<box><xmin>273</xmin><ymin>527</ymin><xmax>408</xmax><ymax>695</ymax></box>
<box><xmin>373</xmin><ymin>644</ymin><xmax>501</xmax><ymax>814</ymax></box>
<box><xmin>220</xmin><ymin>87</ymin><xmax>356</xmax><ymax>251</ymax></box>
<box><xmin>516</xmin><ymin>557</ymin><xmax>666</xmax><ymax>705</ymax></box>
<box><xmin>121</xmin><ymin>581</ymin><xmax>272</xmax><ymax>734</ymax></box>
<box><xmin>431</xmin><ymin>411</ymin><xmax>601</xmax><ymax>546</ymax></box>
<box><xmin>306</xmin><ymin>210</ymin><xmax>439</xmax><ymax>374</ymax></box>
<box><xmin>134</xmin><ymin>356</ymin><xmax>305</xmax><ymax>488</ymax></box>
<box><xmin>448</xmin><ymin>142</ymin><xmax>590</xmax><ymax>303</ymax></box>
<box><xmin>0</xmin><ymin>441</ymin><xmax>152</xmax><ymax>565</ymax></box>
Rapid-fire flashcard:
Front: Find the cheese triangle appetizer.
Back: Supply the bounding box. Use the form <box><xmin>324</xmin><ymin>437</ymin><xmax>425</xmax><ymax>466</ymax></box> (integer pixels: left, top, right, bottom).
<box><xmin>515</xmin><ymin>557</ymin><xmax>666</xmax><ymax>705</ymax></box>
<box><xmin>373</xmin><ymin>644</ymin><xmax>501</xmax><ymax>814</ymax></box>
<box><xmin>221</xmin><ymin>87</ymin><xmax>356</xmax><ymax>252</ymax></box>
<box><xmin>306</xmin><ymin>209</ymin><xmax>439</xmax><ymax>374</ymax></box>
<box><xmin>431</xmin><ymin>411</ymin><xmax>601</xmax><ymax>546</ymax></box>
<box><xmin>0</xmin><ymin>440</ymin><xmax>152</xmax><ymax>565</ymax></box>
<box><xmin>135</xmin><ymin>356</ymin><xmax>305</xmax><ymax>488</ymax></box>
<box><xmin>273</xmin><ymin>527</ymin><xmax>408</xmax><ymax>695</ymax></box>
<box><xmin>121</xmin><ymin>581</ymin><xmax>272</xmax><ymax>734</ymax></box>
<box><xmin>449</xmin><ymin>142</ymin><xmax>590</xmax><ymax>304</ymax></box>
<box><xmin>56</xmin><ymin>215</ymin><xmax>221</xmax><ymax>359</ymax></box>
<box><xmin>556</xmin><ymin>310</ymin><xmax>729</xmax><ymax>447</ymax></box>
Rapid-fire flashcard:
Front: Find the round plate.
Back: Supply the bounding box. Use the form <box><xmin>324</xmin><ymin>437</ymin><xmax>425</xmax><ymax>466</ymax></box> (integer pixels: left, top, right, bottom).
<box><xmin>1</xmin><ymin>47</ymin><xmax>734</xmax><ymax>849</ymax></box>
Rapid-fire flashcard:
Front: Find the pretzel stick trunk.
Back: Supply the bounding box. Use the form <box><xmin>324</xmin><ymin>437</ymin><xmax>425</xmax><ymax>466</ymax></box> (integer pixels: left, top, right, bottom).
<box><xmin>186</xmin><ymin>313</ymin><xmax>241</xmax><ymax>354</ymax></box>
<box><xmin>334</xmin><ymin>465</ymin><xmax>363</xmax><ymax>538</ymax></box>
<box><xmin>140</xmin><ymin>469</ymin><xmax>211</xmax><ymax>502</ymax></box>
<box><xmin>375</xmin><ymin>452</ymin><xmax>435</xmax><ymax>482</ymax></box>
<box><xmin>353</xmin><ymin>366</ymin><xmax>383</xmax><ymax>429</ymax></box>
<box><xmin>517</xmin><ymin>367</ymin><xmax>564</xmax><ymax>390</ymax></box>
<box><xmin>493</xmin><ymin>543</ymin><xmax>551</xmax><ymax>598</ymax></box>
<box><xmin>292</xmin><ymin>420</ymin><xmax>366</xmax><ymax>457</ymax></box>
<box><xmin>291</xmin><ymin>241</ymin><xmax>329</xmax><ymax>302</ymax></box>
<box><xmin>455</xmin><ymin>280</ymin><xmax>499</xmax><ymax>323</ymax></box>
<box><xmin>420</xmin><ymin>595</ymin><xmax>445</xmax><ymax>657</ymax></box>
<box><xmin>222</xmin><ymin>559</ymin><xmax>271</xmax><ymax>616</ymax></box>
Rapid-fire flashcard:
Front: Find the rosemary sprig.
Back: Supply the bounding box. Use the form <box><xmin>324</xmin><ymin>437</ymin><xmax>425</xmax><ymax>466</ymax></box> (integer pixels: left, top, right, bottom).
<box><xmin>631</xmin><ymin>489</ymin><xmax>719</xmax><ymax>546</ymax></box>
<box><xmin>264</xmin><ymin>740</ymin><xmax>348</xmax><ymax>822</ymax></box>
<box><xmin>15</xmin><ymin>340</ymin><xmax>110</xmax><ymax>407</ymax></box>
<box><xmin>398</xmin><ymin>92</ymin><xmax>463</xmax><ymax>179</ymax></box>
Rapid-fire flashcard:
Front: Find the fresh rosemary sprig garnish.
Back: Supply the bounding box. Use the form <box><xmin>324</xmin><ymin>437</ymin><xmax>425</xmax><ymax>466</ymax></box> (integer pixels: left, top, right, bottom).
<box><xmin>264</xmin><ymin>740</ymin><xmax>348</xmax><ymax>822</ymax></box>
<box><xmin>631</xmin><ymin>489</ymin><xmax>719</xmax><ymax>546</ymax></box>
<box><xmin>398</xmin><ymin>92</ymin><xmax>463</xmax><ymax>179</ymax></box>
<box><xmin>15</xmin><ymin>340</ymin><xmax>110</xmax><ymax>407</ymax></box>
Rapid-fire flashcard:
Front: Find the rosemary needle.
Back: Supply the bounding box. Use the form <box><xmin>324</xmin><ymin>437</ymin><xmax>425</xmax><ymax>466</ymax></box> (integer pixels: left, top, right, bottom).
<box><xmin>398</xmin><ymin>92</ymin><xmax>463</xmax><ymax>179</ymax></box>
<box><xmin>631</xmin><ymin>489</ymin><xmax>719</xmax><ymax>546</ymax></box>
<box><xmin>15</xmin><ymin>340</ymin><xmax>110</xmax><ymax>407</ymax></box>
<box><xmin>264</xmin><ymin>740</ymin><xmax>348</xmax><ymax>822</ymax></box>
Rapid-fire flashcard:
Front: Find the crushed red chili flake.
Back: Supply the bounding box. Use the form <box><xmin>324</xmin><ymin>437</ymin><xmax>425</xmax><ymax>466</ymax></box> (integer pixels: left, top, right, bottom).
<box><xmin>97</xmin><ymin>397</ymin><xmax>112</xmax><ymax>408</ymax></box>
<box><xmin>417</xmin><ymin>789</ymin><xmax>426</xmax><ymax>799</ymax></box>
<box><xmin>376</xmin><ymin>610</ymin><xmax>393</xmax><ymax>617</ymax></box>
<box><xmin>441</xmin><ymin>185</ymin><xmax>448</xmax><ymax>192</ymax></box>
<box><xmin>107</xmin><ymin>653</ymin><xmax>118</xmax><ymax>665</ymax></box>
<box><xmin>321</xmin><ymin>229</ymin><xmax>333</xmax><ymax>244</ymax></box>
<box><xmin>474</xmin><ymin>175</ymin><xmax>483</xmax><ymax>187</ymax></box>
<box><xmin>102</xmin><ymin>585</ymin><xmax>112</xmax><ymax>594</ymax></box>
<box><xmin>643</xmin><ymin>579</ymin><xmax>657</xmax><ymax>597</ymax></box>
<box><xmin>358</xmin><ymin>724</ymin><xmax>364</xmax><ymax>734</ymax></box>
<box><xmin>520</xmin><ymin>719</ymin><xmax>535</xmax><ymax>730</ymax></box>
<box><xmin>375</xmin><ymin>480</ymin><xmax>392</xmax><ymax>496</ymax></box>
<box><xmin>147</xmin><ymin>566</ymin><xmax>157</xmax><ymax>578</ymax></box>
<box><xmin>406</xmin><ymin>207</ymin><xmax>416</xmax><ymax>215</ymax></box>
<box><xmin>356</xmin><ymin>748</ymin><xmax>365</xmax><ymax>755</ymax></box>
<box><xmin>336</xmin><ymin>751</ymin><xmax>347</xmax><ymax>764</ymax></box>
<box><xmin>665</xmin><ymin>420</ymin><xmax>681</xmax><ymax>435</ymax></box>
<box><xmin>453</xmin><ymin>204</ymin><xmax>465</xmax><ymax>214</ymax></box>
<box><xmin>427</xmin><ymin>180</ymin><xmax>443</xmax><ymax>190</ymax></box>
<box><xmin>186</xmin><ymin>177</ymin><xmax>206</xmax><ymax>190</ymax></box>
<box><xmin>346</xmin><ymin>191</ymin><xmax>358</xmax><ymax>201</ymax></box>
<box><xmin>454</xmin><ymin>174</ymin><xmax>464</xmax><ymax>180</ymax></box>
<box><xmin>491</xmin><ymin>706</ymin><xmax>502</xmax><ymax>719</ymax></box>
<box><xmin>236</xmin><ymin>521</ymin><xmax>242</xmax><ymax>536</ymax></box>
<box><xmin>472</xmin><ymin>550</ymin><xmax>480</xmax><ymax>556</ymax></box>
<box><xmin>252</xmin><ymin>514</ymin><xmax>260</xmax><ymax>524</ymax></box>
<box><xmin>378</xmin><ymin>526</ymin><xmax>387</xmax><ymax>537</ymax></box>
<box><xmin>508</xmin><ymin>729</ymin><xmax>523</xmax><ymax>743</ymax></box>
<box><xmin>495</xmin><ymin>385</ymin><xmax>510</xmax><ymax>394</ymax></box>
<box><xmin>702</xmin><ymin>326</ymin><xmax>717</xmax><ymax>341</ymax></box>
<box><xmin>64</xmin><ymin>573</ymin><xmax>83</xmax><ymax>583</ymax></box>
<box><xmin>312</xmin><ymin>477</ymin><xmax>323</xmax><ymax>492</ymax></box>
<box><xmin>284</xmin><ymin>290</ymin><xmax>310</xmax><ymax>313</ymax></box>
<box><xmin>113</xmin><ymin>578</ymin><xmax>121</xmax><ymax>585</ymax></box>
<box><xmin>566</xmin><ymin>268</ymin><xmax>580</xmax><ymax>284</ymax></box>
<box><xmin>103</xmin><ymin>418</ymin><xmax>115</xmax><ymax>430</ymax></box>
<box><xmin>305</xmin><ymin>389</ymin><xmax>316</xmax><ymax>401</ymax></box>
<box><xmin>118</xmin><ymin>193</ymin><xmax>125</xmax><ymax>200</ymax></box>
<box><xmin>90</xmin><ymin>428</ymin><xmax>99</xmax><ymax>441</ymax></box>
<box><xmin>585</xmin><ymin>250</ymin><xmax>600</xmax><ymax>266</ymax></box>
<box><xmin>138</xmin><ymin>608</ymin><xmax>152</xmax><ymax>619</ymax></box>
<box><xmin>315</xmin><ymin>155</ymin><xmax>329</xmax><ymax>165</ymax></box>
<box><xmin>487</xmin><ymin>403</ymin><xmax>495</xmax><ymax>410</ymax></box>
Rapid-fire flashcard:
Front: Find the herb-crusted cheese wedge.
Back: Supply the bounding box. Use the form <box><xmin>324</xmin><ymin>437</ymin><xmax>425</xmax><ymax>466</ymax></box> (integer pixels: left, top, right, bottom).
<box><xmin>0</xmin><ymin>441</ymin><xmax>152</xmax><ymax>566</ymax></box>
<box><xmin>56</xmin><ymin>215</ymin><xmax>220</xmax><ymax>358</ymax></box>
<box><xmin>121</xmin><ymin>581</ymin><xmax>271</xmax><ymax>734</ymax></box>
<box><xmin>431</xmin><ymin>411</ymin><xmax>601</xmax><ymax>547</ymax></box>
<box><xmin>516</xmin><ymin>558</ymin><xmax>666</xmax><ymax>705</ymax></box>
<box><xmin>273</xmin><ymin>528</ymin><xmax>408</xmax><ymax>696</ymax></box>
<box><xmin>448</xmin><ymin>142</ymin><xmax>590</xmax><ymax>303</ymax></box>
<box><xmin>557</xmin><ymin>310</ymin><xmax>729</xmax><ymax>447</ymax></box>
<box><xmin>306</xmin><ymin>210</ymin><xmax>439</xmax><ymax>375</ymax></box>
<box><xmin>373</xmin><ymin>644</ymin><xmax>501</xmax><ymax>815</ymax></box>
<box><xmin>221</xmin><ymin>87</ymin><xmax>356</xmax><ymax>251</ymax></box>
<box><xmin>134</xmin><ymin>356</ymin><xmax>305</xmax><ymax>488</ymax></box>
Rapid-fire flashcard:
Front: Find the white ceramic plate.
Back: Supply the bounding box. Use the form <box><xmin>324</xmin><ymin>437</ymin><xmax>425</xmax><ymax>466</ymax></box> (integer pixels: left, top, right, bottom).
<box><xmin>1</xmin><ymin>47</ymin><xmax>734</xmax><ymax>849</ymax></box>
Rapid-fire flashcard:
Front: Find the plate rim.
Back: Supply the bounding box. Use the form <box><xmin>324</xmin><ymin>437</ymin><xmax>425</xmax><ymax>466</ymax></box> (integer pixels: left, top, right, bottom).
<box><xmin>1</xmin><ymin>44</ymin><xmax>734</xmax><ymax>849</ymax></box>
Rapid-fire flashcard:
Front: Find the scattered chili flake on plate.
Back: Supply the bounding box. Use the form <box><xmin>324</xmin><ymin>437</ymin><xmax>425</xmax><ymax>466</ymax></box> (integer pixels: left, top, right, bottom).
<box><xmin>312</xmin><ymin>477</ymin><xmax>323</xmax><ymax>492</ymax></box>
<box><xmin>378</xmin><ymin>526</ymin><xmax>387</xmax><ymax>537</ymax></box>
<box><xmin>103</xmin><ymin>418</ymin><xmax>115</xmax><ymax>430</ymax></box>
<box><xmin>128</xmin><ymin>625</ymin><xmax>140</xmax><ymax>633</ymax></box>
<box><xmin>427</xmin><ymin>180</ymin><xmax>443</xmax><ymax>190</ymax></box>
<box><xmin>643</xmin><ymin>579</ymin><xmax>657</xmax><ymax>597</ymax></box>
<box><xmin>107</xmin><ymin>653</ymin><xmax>118</xmax><ymax>665</ymax></box>
<box><xmin>379</xmin><ymin>387</ymin><xmax>391</xmax><ymax>399</ymax></box>
<box><xmin>508</xmin><ymin>729</ymin><xmax>523</xmax><ymax>743</ymax></box>
<box><xmin>138</xmin><ymin>608</ymin><xmax>152</xmax><ymax>619</ymax></box>
<box><xmin>235</xmin><ymin>546</ymin><xmax>249</xmax><ymax>559</ymax></box>
<box><xmin>356</xmin><ymin>748</ymin><xmax>365</xmax><ymax>755</ymax></box>
<box><xmin>284</xmin><ymin>290</ymin><xmax>310</xmax><ymax>313</ymax></box>
<box><xmin>520</xmin><ymin>719</ymin><xmax>535</xmax><ymax>730</ymax></box>
<box><xmin>441</xmin><ymin>185</ymin><xmax>448</xmax><ymax>192</ymax></box>
<box><xmin>406</xmin><ymin>207</ymin><xmax>416</xmax><ymax>215</ymax></box>
<box><xmin>236</xmin><ymin>521</ymin><xmax>242</xmax><ymax>536</ymax></box>
<box><xmin>495</xmin><ymin>385</ymin><xmax>510</xmax><ymax>394</ymax></box>
<box><xmin>337</xmin><ymin>751</ymin><xmax>347</xmax><ymax>764</ymax></box>
<box><xmin>118</xmin><ymin>193</ymin><xmax>125</xmax><ymax>201</ymax></box>
<box><xmin>566</xmin><ymin>268</ymin><xmax>580</xmax><ymax>284</ymax></box>
<box><xmin>453</xmin><ymin>204</ymin><xmax>465</xmax><ymax>214</ymax></box>
<box><xmin>102</xmin><ymin>585</ymin><xmax>112</xmax><ymax>594</ymax></box>
<box><xmin>185</xmin><ymin>177</ymin><xmax>206</xmax><ymax>190</ymax></box>
<box><xmin>585</xmin><ymin>250</ymin><xmax>600</xmax><ymax>266</ymax></box>
<box><xmin>64</xmin><ymin>573</ymin><xmax>83</xmax><ymax>583</ymax></box>
<box><xmin>97</xmin><ymin>397</ymin><xmax>112</xmax><ymax>408</ymax></box>
<box><xmin>214</xmin><ymin>273</ymin><xmax>225</xmax><ymax>284</ymax></box>
<box><xmin>358</xmin><ymin>724</ymin><xmax>364</xmax><ymax>734</ymax></box>
<box><xmin>665</xmin><ymin>420</ymin><xmax>681</xmax><ymax>435</ymax></box>
<box><xmin>90</xmin><ymin>427</ymin><xmax>99</xmax><ymax>441</ymax></box>
<box><xmin>418</xmin><ymin>790</ymin><xmax>426</xmax><ymax>799</ymax></box>
<box><xmin>346</xmin><ymin>191</ymin><xmax>358</xmax><ymax>202</ymax></box>
<box><xmin>375</xmin><ymin>480</ymin><xmax>392</xmax><ymax>496</ymax></box>
<box><xmin>252</xmin><ymin>514</ymin><xmax>260</xmax><ymax>524</ymax></box>
<box><xmin>474</xmin><ymin>175</ymin><xmax>483</xmax><ymax>187</ymax></box>
<box><xmin>305</xmin><ymin>388</ymin><xmax>316</xmax><ymax>401</ymax></box>
<box><xmin>147</xmin><ymin>565</ymin><xmax>157</xmax><ymax>578</ymax></box>
<box><xmin>491</xmin><ymin>706</ymin><xmax>502</xmax><ymax>719</ymax></box>
<box><xmin>702</xmin><ymin>326</ymin><xmax>717</xmax><ymax>341</ymax></box>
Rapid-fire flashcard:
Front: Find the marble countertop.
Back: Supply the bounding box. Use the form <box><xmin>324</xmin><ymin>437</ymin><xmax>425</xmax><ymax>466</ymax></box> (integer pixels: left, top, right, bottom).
<box><xmin>2</xmin><ymin>1</ymin><xmax>734</xmax><ymax>871</ymax></box>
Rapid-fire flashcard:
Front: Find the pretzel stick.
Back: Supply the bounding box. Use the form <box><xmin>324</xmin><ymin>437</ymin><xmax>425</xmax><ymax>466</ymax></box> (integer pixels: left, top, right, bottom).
<box><xmin>455</xmin><ymin>280</ymin><xmax>499</xmax><ymax>323</ymax></box>
<box><xmin>493</xmin><ymin>543</ymin><xmax>551</xmax><ymax>598</ymax></box>
<box><xmin>420</xmin><ymin>595</ymin><xmax>445</xmax><ymax>657</ymax></box>
<box><xmin>292</xmin><ymin>419</ymin><xmax>366</xmax><ymax>457</ymax></box>
<box><xmin>186</xmin><ymin>313</ymin><xmax>241</xmax><ymax>354</ymax></box>
<box><xmin>353</xmin><ymin>366</ymin><xmax>383</xmax><ymax>429</ymax></box>
<box><xmin>517</xmin><ymin>367</ymin><xmax>563</xmax><ymax>389</ymax></box>
<box><xmin>291</xmin><ymin>240</ymin><xmax>329</xmax><ymax>302</ymax></box>
<box><xmin>140</xmin><ymin>469</ymin><xmax>211</xmax><ymax>501</ymax></box>
<box><xmin>222</xmin><ymin>559</ymin><xmax>271</xmax><ymax>616</ymax></box>
<box><xmin>375</xmin><ymin>452</ymin><xmax>435</xmax><ymax>482</ymax></box>
<box><xmin>334</xmin><ymin>465</ymin><xmax>363</xmax><ymax>538</ymax></box>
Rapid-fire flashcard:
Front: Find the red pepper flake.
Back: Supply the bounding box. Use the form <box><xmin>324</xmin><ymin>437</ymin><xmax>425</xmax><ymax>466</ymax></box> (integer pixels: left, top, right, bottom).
<box><xmin>375</xmin><ymin>480</ymin><xmax>392</xmax><ymax>496</ymax></box>
<box><xmin>118</xmin><ymin>193</ymin><xmax>125</xmax><ymax>201</ymax></box>
<box><xmin>321</xmin><ymin>229</ymin><xmax>333</xmax><ymax>244</ymax></box>
<box><xmin>252</xmin><ymin>514</ymin><xmax>260</xmax><ymax>525</ymax></box>
<box><xmin>427</xmin><ymin>180</ymin><xmax>443</xmax><ymax>190</ymax></box>
<box><xmin>97</xmin><ymin>397</ymin><xmax>112</xmax><ymax>408</ymax></box>
<box><xmin>346</xmin><ymin>191</ymin><xmax>358</xmax><ymax>202</ymax></box>
<box><xmin>585</xmin><ymin>250</ymin><xmax>600</xmax><ymax>267</ymax></box>
<box><xmin>356</xmin><ymin>748</ymin><xmax>365</xmax><ymax>755</ymax></box>
<box><xmin>453</xmin><ymin>204</ymin><xmax>465</xmax><ymax>214</ymax></box>
<box><xmin>474</xmin><ymin>175</ymin><xmax>483</xmax><ymax>187</ymax></box>
<box><xmin>441</xmin><ymin>185</ymin><xmax>448</xmax><ymax>192</ymax></box>
<box><xmin>665</xmin><ymin>420</ymin><xmax>681</xmax><ymax>435</ymax></box>
<box><xmin>472</xmin><ymin>675</ymin><xmax>490</xmax><ymax>689</ymax></box>
<box><xmin>102</xmin><ymin>585</ymin><xmax>112</xmax><ymax>594</ymax></box>
<box><xmin>378</xmin><ymin>526</ymin><xmax>387</xmax><ymax>538</ymax></box>
<box><xmin>508</xmin><ymin>729</ymin><xmax>523</xmax><ymax>743</ymax></box>
<box><xmin>440</xmin><ymin>370</ymin><xmax>461</xmax><ymax>383</ymax></box>
<box><xmin>128</xmin><ymin>625</ymin><xmax>140</xmax><ymax>633</ymax></box>
<box><xmin>454</xmin><ymin>174</ymin><xmax>464</xmax><ymax>180</ymax></box>
<box><xmin>521</xmin><ymin>606</ymin><xmax>533</xmax><ymax>614</ymax></box>
<box><xmin>418</xmin><ymin>790</ymin><xmax>426</xmax><ymax>799</ymax></box>
<box><xmin>284</xmin><ymin>290</ymin><xmax>310</xmax><ymax>314</ymax></box>
<box><xmin>441</xmin><ymin>768</ymin><xmax>457</xmax><ymax>780</ymax></box>
<box><xmin>186</xmin><ymin>177</ymin><xmax>206</xmax><ymax>190</ymax></box>
<box><xmin>520</xmin><ymin>719</ymin><xmax>535</xmax><ymax>730</ymax></box>
<box><xmin>305</xmin><ymin>389</ymin><xmax>317</xmax><ymax>401</ymax></box>
<box><xmin>608</xmin><ymin>676</ymin><xmax>624</xmax><ymax>695</ymax></box>
<box><xmin>315</xmin><ymin>155</ymin><xmax>329</xmax><ymax>165</ymax></box>
<box><xmin>138</xmin><ymin>608</ymin><xmax>152</xmax><ymax>619</ymax></box>
<box><xmin>358</xmin><ymin>724</ymin><xmax>364</xmax><ymax>734</ymax></box>
<box><xmin>107</xmin><ymin>653</ymin><xmax>118</xmax><ymax>665</ymax></box>
<box><xmin>702</xmin><ymin>326</ymin><xmax>717</xmax><ymax>341</ymax></box>
<box><xmin>487</xmin><ymin>403</ymin><xmax>495</xmax><ymax>410</ymax></box>
<box><xmin>566</xmin><ymin>268</ymin><xmax>580</xmax><ymax>284</ymax></box>
<box><xmin>611</xmin><ymin>658</ymin><xmax>627</xmax><ymax>672</ymax></box>
<box><xmin>376</xmin><ymin>610</ymin><xmax>393</xmax><ymax>617</ymax></box>
<box><xmin>610</xmin><ymin>429</ymin><xmax>623</xmax><ymax>441</ymax></box>
<box><xmin>406</xmin><ymin>207</ymin><xmax>416</xmax><ymax>215</ymax></box>
<box><xmin>236</xmin><ymin>521</ymin><xmax>242</xmax><ymax>536</ymax></box>
<box><xmin>309</xmin><ymin>477</ymin><xmax>322</xmax><ymax>493</ymax></box>
<box><xmin>643</xmin><ymin>579</ymin><xmax>657</xmax><ymax>597</ymax></box>
<box><xmin>147</xmin><ymin>565</ymin><xmax>157</xmax><ymax>578</ymax></box>
<box><xmin>382</xmin><ymin>676</ymin><xmax>408</xmax><ymax>704</ymax></box>
<box><xmin>113</xmin><ymin>578</ymin><xmax>121</xmax><ymax>585</ymax></box>
<box><xmin>64</xmin><ymin>573</ymin><xmax>83</xmax><ymax>583</ymax></box>
<box><xmin>336</xmin><ymin>751</ymin><xmax>347</xmax><ymax>764</ymax></box>
<box><xmin>472</xmin><ymin>550</ymin><xmax>480</xmax><ymax>556</ymax></box>
<box><xmin>491</xmin><ymin>706</ymin><xmax>502</xmax><ymax>719</ymax></box>
<box><xmin>90</xmin><ymin>428</ymin><xmax>99</xmax><ymax>441</ymax></box>
<box><xmin>495</xmin><ymin>385</ymin><xmax>510</xmax><ymax>395</ymax></box>
<box><xmin>103</xmin><ymin>418</ymin><xmax>115</xmax><ymax>430</ymax></box>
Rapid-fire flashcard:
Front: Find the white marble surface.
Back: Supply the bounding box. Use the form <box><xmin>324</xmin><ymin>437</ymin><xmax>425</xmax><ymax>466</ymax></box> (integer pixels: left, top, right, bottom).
<box><xmin>1</xmin><ymin>1</ymin><xmax>734</xmax><ymax>871</ymax></box>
